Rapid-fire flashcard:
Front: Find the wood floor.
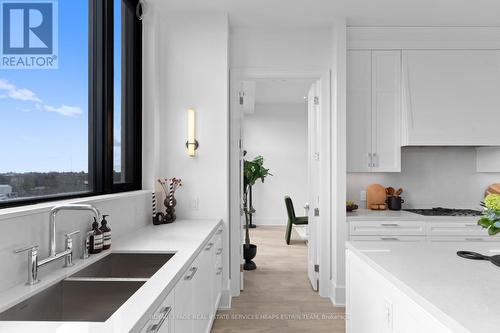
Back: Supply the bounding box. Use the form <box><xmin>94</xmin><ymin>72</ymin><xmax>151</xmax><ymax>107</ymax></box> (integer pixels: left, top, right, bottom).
<box><xmin>211</xmin><ymin>226</ymin><xmax>346</xmax><ymax>333</ymax></box>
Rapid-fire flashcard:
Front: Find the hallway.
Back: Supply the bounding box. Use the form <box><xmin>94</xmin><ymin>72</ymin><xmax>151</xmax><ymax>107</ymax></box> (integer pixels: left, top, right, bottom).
<box><xmin>212</xmin><ymin>226</ymin><xmax>346</xmax><ymax>333</ymax></box>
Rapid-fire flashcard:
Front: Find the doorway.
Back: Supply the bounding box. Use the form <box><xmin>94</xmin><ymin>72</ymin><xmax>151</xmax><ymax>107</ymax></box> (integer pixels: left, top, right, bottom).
<box><xmin>229</xmin><ymin>69</ymin><xmax>331</xmax><ymax>297</ymax></box>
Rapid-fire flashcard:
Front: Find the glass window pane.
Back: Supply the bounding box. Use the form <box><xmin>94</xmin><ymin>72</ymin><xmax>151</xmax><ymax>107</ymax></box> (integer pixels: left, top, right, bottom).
<box><xmin>0</xmin><ymin>1</ymin><xmax>89</xmax><ymax>202</ymax></box>
<box><xmin>113</xmin><ymin>0</ymin><xmax>124</xmax><ymax>183</ymax></box>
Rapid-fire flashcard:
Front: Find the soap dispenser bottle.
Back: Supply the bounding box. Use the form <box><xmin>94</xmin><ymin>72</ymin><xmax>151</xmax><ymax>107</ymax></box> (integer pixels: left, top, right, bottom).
<box><xmin>99</xmin><ymin>215</ymin><xmax>111</xmax><ymax>250</ymax></box>
<box><xmin>89</xmin><ymin>218</ymin><xmax>103</xmax><ymax>254</ymax></box>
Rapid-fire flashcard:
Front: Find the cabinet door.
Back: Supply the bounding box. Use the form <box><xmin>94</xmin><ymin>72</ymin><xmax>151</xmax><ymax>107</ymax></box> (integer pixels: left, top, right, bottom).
<box><xmin>347</xmin><ymin>50</ymin><xmax>372</xmax><ymax>172</ymax></box>
<box><xmin>175</xmin><ymin>264</ymin><xmax>197</xmax><ymax>333</ymax></box>
<box><xmin>193</xmin><ymin>244</ymin><xmax>213</xmax><ymax>333</ymax></box>
<box><xmin>371</xmin><ymin>51</ymin><xmax>401</xmax><ymax>172</ymax></box>
<box><xmin>402</xmin><ymin>50</ymin><xmax>500</xmax><ymax>146</ymax></box>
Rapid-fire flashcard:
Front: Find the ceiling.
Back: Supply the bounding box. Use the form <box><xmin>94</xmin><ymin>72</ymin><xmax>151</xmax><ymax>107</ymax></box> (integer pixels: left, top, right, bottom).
<box><xmin>157</xmin><ymin>0</ymin><xmax>500</xmax><ymax>27</ymax></box>
<box><xmin>254</xmin><ymin>79</ymin><xmax>314</xmax><ymax>105</ymax></box>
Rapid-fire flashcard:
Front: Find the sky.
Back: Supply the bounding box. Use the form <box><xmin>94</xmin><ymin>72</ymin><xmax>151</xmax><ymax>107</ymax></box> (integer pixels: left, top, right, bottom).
<box><xmin>0</xmin><ymin>0</ymin><xmax>122</xmax><ymax>173</ymax></box>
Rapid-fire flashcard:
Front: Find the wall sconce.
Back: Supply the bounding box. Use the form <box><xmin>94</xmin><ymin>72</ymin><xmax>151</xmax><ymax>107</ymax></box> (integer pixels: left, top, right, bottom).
<box><xmin>186</xmin><ymin>108</ymin><xmax>199</xmax><ymax>157</ymax></box>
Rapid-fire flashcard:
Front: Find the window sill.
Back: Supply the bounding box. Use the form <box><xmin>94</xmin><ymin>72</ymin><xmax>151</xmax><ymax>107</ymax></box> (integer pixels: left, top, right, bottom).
<box><xmin>0</xmin><ymin>190</ymin><xmax>151</xmax><ymax>221</ymax></box>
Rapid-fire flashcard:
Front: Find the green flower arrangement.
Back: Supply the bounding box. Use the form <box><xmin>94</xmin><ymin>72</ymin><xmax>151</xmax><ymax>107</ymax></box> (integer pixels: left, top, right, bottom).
<box><xmin>478</xmin><ymin>194</ymin><xmax>500</xmax><ymax>235</ymax></box>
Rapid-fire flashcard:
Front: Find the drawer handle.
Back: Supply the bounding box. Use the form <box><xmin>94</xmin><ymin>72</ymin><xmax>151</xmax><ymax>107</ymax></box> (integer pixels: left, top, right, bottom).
<box><xmin>216</xmin><ymin>248</ymin><xmax>223</xmax><ymax>255</ymax></box>
<box><xmin>381</xmin><ymin>223</ymin><xmax>399</xmax><ymax>227</ymax></box>
<box><xmin>465</xmin><ymin>224</ymin><xmax>478</xmax><ymax>227</ymax></box>
<box><xmin>147</xmin><ymin>306</ymin><xmax>172</xmax><ymax>332</ymax></box>
<box><xmin>380</xmin><ymin>237</ymin><xmax>399</xmax><ymax>241</ymax></box>
<box><xmin>205</xmin><ymin>242</ymin><xmax>214</xmax><ymax>251</ymax></box>
<box><xmin>465</xmin><ymin>238</ymin><xmax>485</xmax><ymax>242</ymax></box>
<box><xmin>184</xmin><ymin>267</ymin><xmax>198</xmax><ymax>280</ymax></box>
<box><xmin>216</xmin><ymin>267</ymin><xmax>223</xmax><ymax>275</ymax></box>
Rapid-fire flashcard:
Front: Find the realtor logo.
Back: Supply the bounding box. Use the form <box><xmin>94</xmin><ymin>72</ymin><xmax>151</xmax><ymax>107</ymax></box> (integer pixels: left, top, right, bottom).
<box><xmin>1</xmin><ymin>0</ymin><xmax>58</xmax><ymax>69</ymax></box>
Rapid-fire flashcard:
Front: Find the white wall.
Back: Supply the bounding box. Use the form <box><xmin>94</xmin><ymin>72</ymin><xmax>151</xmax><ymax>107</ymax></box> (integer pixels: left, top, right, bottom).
<box><xmin>347</xmin><ymin>147</ymin><xmax>500</xmax><ymax>209</ymax></box>
<box><xmin>157</xmin><ymin>10</ymin><xmax>229</xmax><ymax>222</ymax></box>
<box><xmin>230</xmin><ymin>27</ymin><xmax>333</xmax><ymax>69</ymax></box>
<box><xmin>0</xmin><ymin>191</ymin><xmax>151</xmax><ymax>293</ymax></box>
<box><xmin>153</xmin><ymin>9</ymin><xmax>231</xmax><ymax>304</ymax></box>
<box><xmin>243</xmin><ymin>104</ymin><xmax>308</xmax><ymax>225</ymax></box>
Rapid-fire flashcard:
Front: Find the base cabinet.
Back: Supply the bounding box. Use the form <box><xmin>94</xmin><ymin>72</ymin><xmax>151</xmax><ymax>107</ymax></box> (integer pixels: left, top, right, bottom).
<box><xmin>347</xmin><ymin>250</ymin><xmax>453</xmax><ymax>333</ymax></box>
<box><xmin>140</xmin><ymin>224</ymin><xmax>224</xmax><ymax>333</ymax></box>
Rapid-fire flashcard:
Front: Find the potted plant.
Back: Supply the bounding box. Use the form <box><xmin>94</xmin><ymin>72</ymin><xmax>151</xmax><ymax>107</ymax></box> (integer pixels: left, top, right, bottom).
<box><xmin>242</xmin><ymin>155</ymin><xmax>272</xmax><ymax>270</ymax></box>
<box><xmin>478</xmin><ymin>194</ymin><xmax>500</xmax><ymax>235</ymax></box>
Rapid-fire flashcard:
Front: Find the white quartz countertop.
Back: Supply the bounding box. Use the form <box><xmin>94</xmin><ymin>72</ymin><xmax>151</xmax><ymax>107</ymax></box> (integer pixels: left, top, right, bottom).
<box><xmin>0</xmin><ymin>218</ymin><xmax>223</xmax><ymax>333</ymax></box>
<box><xmin>347</xmin><ymin>241</ymin><xmax>500</xmax><ymax>333</ymax></box>
<box><xmin>347</xmin><ymin>209</ymin><xmax>479</xmax><ymax>221</ymax></box>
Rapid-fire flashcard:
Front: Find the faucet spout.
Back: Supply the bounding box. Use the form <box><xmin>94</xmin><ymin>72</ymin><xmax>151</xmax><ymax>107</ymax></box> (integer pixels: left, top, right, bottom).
<box><xmin>49</xmin><ymin>204</ymin><xmax>102</xmax><ymax>257</ymax></box>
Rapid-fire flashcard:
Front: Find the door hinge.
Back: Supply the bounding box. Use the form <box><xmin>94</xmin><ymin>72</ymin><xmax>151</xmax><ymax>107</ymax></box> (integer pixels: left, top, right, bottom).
<box><xmin>314</xmin><ymin>96</ymin><xmax>320</xmax><ymax>105</ymax></box>
<box><xmin>314</xmin><ymin>208</ymin><xmax>320</xmax><ymax>217</ymax></box>
<box><xmin>239</xmin><ymin>91</ymin><xmax>245</xmax><ymax>105</ymax></box>
<box><xmin>314</xmin><ymin>264</ymin><xmax>319</xmax><ymax>273</ymax></box>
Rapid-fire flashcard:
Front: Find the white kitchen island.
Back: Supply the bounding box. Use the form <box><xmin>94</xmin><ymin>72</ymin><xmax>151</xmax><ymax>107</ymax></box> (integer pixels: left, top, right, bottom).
<box><xmin>346</xmin><ymin>241</ymin><xmax>500</xmax><ymax>333</ymax></box>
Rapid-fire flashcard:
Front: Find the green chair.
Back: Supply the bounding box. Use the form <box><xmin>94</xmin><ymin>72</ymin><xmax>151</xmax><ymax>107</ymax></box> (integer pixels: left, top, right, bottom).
<box><xmin>284</xmin><ymin>196</ymin><xmax>308</xmax><ymax>245</ymax></box>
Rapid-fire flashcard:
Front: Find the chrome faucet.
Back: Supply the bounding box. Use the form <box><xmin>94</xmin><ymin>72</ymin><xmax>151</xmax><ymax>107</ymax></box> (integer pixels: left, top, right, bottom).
<box><xmin>15</xmin><ymin>204</ymin><xmax>102</xmax><ymax>285</ymax></box>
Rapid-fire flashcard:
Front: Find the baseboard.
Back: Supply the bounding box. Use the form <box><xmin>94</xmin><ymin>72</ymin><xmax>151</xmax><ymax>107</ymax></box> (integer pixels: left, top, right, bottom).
<box><xmin>330</xmin><ymin>280</ymin><xmax>346</xmax><ymax>307</ymax></box>
<box><xmin>252</xmin><ymin>218</ymin><xmax>286</xmax><ymax>226</ymax></box>
<box><xmin>218</xmin><ymin>288</ymin><xmax>232</xmax><ymax>310</ymax></box>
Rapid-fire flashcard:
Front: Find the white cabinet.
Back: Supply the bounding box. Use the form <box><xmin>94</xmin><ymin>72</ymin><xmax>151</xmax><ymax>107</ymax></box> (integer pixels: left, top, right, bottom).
<box><xmin>348</xmin><ymin>219</ymin><xmax>500</xmax><ymax>242</ymax></box>
<box><xmin>148</xmin><ymin>224</ymin><xmax>224</xmax><ymax>333</ymax></box>
<box><xmin>347</xmin><ymin>50</ymin><xmax>401</xmax><ymax>172</ymax></box>
<box><xmin>402</xmin><ymin>50</ymin><xmax>500</xmax><ymax>146</ymax></box>
<box><xmin>347</xmin><ymin>50</ymin><xmax>372</xmax><ymax>172</ymax></box>
<box><xmin>347</xmin><ymin>250</ymin><xmax>453</xmax><ymax>333</ymax></box>
<box><xmin>141</xmin><ymin>291</ymin><xmax>175</xmax><ymax>333</ymax></box>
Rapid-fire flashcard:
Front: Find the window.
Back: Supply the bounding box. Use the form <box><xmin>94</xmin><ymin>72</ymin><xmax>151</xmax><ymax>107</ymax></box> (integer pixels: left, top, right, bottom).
<box><xmin>0</xmin><ymin>0</ymin><xmax>142</xmax><ymax>207</ymax></box>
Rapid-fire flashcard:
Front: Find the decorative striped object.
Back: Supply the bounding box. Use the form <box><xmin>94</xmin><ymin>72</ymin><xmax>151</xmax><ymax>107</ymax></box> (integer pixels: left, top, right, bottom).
<box><xmin>152</xmin><ymin>192</ymin><xmax>157</xmax><ymax>215</ymax></box>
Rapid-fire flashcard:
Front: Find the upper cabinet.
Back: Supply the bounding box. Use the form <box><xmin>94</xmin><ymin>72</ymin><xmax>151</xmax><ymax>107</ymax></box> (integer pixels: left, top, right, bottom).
<box><xmin>402</xmin><ymin>50</ymin><xmax>500</xmax><ymax>146</ymax></box>
<box><xmin>347</xmin><ymin>50</ymin><xmax>402</xmax><ymax>173</ymax></box>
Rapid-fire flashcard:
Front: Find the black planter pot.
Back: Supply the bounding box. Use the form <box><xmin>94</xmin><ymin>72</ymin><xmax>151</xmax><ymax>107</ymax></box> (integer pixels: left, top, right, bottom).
<box><xmin>243</xmin><ymin>244</ymin><xmax>257</xmax><ymax>270</ymax></box>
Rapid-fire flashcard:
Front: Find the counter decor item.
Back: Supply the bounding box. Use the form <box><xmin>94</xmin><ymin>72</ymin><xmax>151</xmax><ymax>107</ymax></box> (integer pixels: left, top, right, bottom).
<box><xmin>243</xmin><ymin>154</ymin><xmax>272</xmax><ymax>270</ymax></box>
<box><xmin>386</xmin><ymin>187</ymin><xmax>404</xmax><ymax>211</ymax></box>
<box><xmin>155</xmin><ymin>178</ymin><xmax>183</xmax><ymax>224</ymax></box>
<box><xmin>346</xmin><ymin>201</ymin><xmax>359</xmax><ymax>212</ymax></box>
<box><xmin>485</xmin><ymin>183</ymin><xmax>500</xmax><ymax>196</ymax></box>
<box><xmin>367</xmin><ymin>183</ymin><xmax>387</xmax><ymax>210</ymax></box>
<box><xmin>477</xmin><ymin>193</ymin><xmax>500</xmax><ymax>235</ymax></box>
<box><xmin>99</xmin><ymin>215</ymin><xmax>111</xmax><ymax>250</ymax></box>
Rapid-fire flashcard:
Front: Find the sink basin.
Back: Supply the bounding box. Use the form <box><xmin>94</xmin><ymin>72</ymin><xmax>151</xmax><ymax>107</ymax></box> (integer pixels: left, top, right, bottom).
<box><xmin>0</xmin><ymin>280</ymin><xmax>145</xmax><ymax>322</ymax></box>
<box><xmin>70</xmin><ymin>252</ymin><xmax>175</xmax><ymax>279</ymax></box>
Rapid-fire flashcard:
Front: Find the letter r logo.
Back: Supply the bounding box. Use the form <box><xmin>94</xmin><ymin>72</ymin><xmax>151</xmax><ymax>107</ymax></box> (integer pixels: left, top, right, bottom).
<box><xmin>2</xmin><ymin>2</ymin><xmax>53</xmax><ymax>54</ymax></box>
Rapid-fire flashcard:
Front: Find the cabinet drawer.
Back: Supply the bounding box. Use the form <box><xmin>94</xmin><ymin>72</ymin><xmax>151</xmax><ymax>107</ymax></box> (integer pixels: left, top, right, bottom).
<box><xmin>350</xmin><ymin>221</ymin><xmax>425</xmax><ymax>236</ymax></box>
<box><xmin>141</xmin><ymin>290</ymin><xmax>174</xmax><ymax>333</ymax></box>
<box><xmin>427</xmin><ymin>222</ymin><xmax>486</xmax><ymax>236</ymax></box>
<box><xmin>428</xmin><ymin>236</ymin><xmax>500</xmax><ymax>243</ymax></box>
<box><xmin>350</xmin><ymin>236</ymin><xmax>425</xmax><ymax>242</ymax></box>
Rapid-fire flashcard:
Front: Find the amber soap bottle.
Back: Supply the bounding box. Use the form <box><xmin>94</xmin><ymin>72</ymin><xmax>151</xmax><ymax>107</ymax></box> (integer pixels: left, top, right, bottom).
<box><xmin>100</xmin><ymin>215</ymin><xmax>112</xmax><ymax>250</ymax></box>
<box><xmin>89</xmin><ymin>218</ymin><xmax>103</xmax><ymax>254</ymax></box>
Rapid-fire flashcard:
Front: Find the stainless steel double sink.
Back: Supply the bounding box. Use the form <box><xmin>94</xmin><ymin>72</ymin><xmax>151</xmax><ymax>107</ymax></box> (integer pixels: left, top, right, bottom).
<box><xmin>0</xmin><ymin>253</ymin><xmax>175</xmax><ymax>322</ymax></box>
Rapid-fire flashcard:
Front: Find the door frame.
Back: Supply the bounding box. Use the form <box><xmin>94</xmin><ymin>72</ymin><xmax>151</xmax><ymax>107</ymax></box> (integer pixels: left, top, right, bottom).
<box><xmin>228</xmin><ymin>68</ymin><xmax>332</xmax><ymax>297</ymax></box>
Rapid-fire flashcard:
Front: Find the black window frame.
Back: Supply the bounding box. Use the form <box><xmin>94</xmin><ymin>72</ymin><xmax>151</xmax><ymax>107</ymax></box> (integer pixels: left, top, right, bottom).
<box><xmin>0</xmin><ymin>0</ymin><xmax>142</xmax><ymax>209</ymax></box>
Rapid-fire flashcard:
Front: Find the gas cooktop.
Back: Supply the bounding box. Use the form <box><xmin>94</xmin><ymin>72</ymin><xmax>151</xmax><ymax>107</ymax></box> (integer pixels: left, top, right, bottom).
<box><xmin>404</xmin><ymin>207</ymin><xmax>482</xmax><ymax>217</ymax></box>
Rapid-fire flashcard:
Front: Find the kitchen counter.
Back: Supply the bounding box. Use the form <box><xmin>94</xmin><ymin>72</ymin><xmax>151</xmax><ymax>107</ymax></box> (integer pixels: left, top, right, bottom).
<box><xmin>347</xmin><ymin>241</ymin><xmax>500</xmax><ymax>333</ymax></box>
<box><xmin>347</xmin><ymin>209</ymin><xmax>479</xmax><ymax>221</ymax></box>
<box><xmin>0</xmin><ymin>218</ymin><xmax>223</xmax><ymax>333</ymax></box>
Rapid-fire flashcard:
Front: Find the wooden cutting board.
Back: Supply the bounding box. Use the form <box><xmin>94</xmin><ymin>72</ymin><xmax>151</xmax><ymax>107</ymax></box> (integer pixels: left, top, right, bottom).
<box><xmin>367</xmin><ymin>183</ymin><xmax>387</xmax><ymax>210</ymax></box>
<box><xmin>486</xmin><ymin>183</ymin><xmax>500</xmax><ymax>197</ymax></box>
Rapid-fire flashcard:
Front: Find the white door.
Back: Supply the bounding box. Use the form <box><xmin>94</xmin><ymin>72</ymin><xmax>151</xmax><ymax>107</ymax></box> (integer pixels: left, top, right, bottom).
<box><xmin>307</xmin><ymin>81</ymin><xmax>321</xmax><ymax>291</ymax></box>
<box><xmin>238</xmin><ymin>81</ymin><xmax>246</xmax><ymax>291</ymax></box>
